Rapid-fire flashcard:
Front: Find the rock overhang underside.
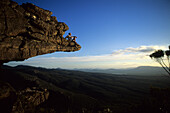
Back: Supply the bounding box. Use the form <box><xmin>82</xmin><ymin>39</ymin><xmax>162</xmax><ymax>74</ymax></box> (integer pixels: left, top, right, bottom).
<box><xmin>0</xmin><ymin>0</ymin><xmax>81</xmax><ymax>64</ymax></box>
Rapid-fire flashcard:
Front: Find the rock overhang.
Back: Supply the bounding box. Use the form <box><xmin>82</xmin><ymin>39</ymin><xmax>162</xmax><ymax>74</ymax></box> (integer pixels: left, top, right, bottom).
<box><xmin>0</xmin><ymin>0</ymin><xmax>81</xmax><ymax>64</ymax></box>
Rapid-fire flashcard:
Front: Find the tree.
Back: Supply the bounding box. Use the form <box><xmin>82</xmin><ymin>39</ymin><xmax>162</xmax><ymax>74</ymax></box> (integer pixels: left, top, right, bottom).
<box><xmin>150</xmin><ymin>45</ymin><xmax>170</xmax><ymax>75</ymax></box>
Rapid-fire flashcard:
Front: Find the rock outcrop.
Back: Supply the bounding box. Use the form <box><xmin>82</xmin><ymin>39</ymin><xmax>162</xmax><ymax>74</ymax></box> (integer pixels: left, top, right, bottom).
<box><xmin>0</xmin><ymin>0</ymin><xmax>81</xmax><ymax>64</ymax></box>
<box><xmin>0</xmin><ymin>81</ymin><xmax>49</xmax><ymax>113</ymax></box>
<box><xmin>12</xmin><ymin>87</ymin><xmax>49</xmax><ymax>113</ymax></box>
<box><xmin>0</xmin><ymin>81</ymin><xmax>17</xmax><ymax>113</ymax></box>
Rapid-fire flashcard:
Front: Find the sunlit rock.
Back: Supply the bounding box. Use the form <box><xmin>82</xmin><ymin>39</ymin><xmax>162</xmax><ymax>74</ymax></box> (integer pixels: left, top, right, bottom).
<box><xmin>0</xmin><ymin>0</ymin><xmax>81</xmax><ymax>65</ymax></box>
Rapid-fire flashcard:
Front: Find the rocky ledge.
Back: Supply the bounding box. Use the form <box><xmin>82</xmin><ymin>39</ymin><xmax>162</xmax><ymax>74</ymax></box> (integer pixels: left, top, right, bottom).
<box><xmin>0</xmin><ymin>0</ymin><xmax>81</xmax><ymax>64</ymax></box>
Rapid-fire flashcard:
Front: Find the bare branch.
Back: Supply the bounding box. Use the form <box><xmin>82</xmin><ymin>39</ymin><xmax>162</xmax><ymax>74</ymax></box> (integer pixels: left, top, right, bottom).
<box><xmin>156</xmin><ymin>59</ymin><xmax>170</xmax><ymax>75</ymax></box>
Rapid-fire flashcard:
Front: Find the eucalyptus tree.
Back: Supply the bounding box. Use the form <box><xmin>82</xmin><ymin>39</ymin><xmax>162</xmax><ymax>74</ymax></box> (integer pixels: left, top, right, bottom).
<box><xmin>150</xmin><ymin>46</ymin><xmax>170</xmax><ymax>75</ymax></box>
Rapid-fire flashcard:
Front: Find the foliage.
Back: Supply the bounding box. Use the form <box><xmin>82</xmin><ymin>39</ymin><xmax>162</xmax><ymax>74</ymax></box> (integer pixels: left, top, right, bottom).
<box><xmin>150</xmin><ymin>45</ymin><xmax>170</xmax><ymax>75</ymax></box>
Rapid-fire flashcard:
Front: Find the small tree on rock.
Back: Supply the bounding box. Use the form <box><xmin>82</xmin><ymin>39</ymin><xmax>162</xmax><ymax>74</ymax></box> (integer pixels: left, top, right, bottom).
<box><xmin>150</xmin><ymin>45</ymin><xmax>170</xmax><ymax>75</ymax></box>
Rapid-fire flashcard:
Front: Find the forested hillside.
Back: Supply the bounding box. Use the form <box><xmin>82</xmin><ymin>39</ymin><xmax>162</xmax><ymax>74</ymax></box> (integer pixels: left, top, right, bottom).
<box><xmin>1</xmin><ymin>65</ymin><xmax>170</xmax><ymax>113</ymax></box>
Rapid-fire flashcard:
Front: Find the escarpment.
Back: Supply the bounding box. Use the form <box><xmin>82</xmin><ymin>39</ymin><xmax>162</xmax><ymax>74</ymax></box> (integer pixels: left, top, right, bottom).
<box><xmin>0</xmin><ymin>0</ymin><xmax>81</xmax><ymax>64</ymax></box>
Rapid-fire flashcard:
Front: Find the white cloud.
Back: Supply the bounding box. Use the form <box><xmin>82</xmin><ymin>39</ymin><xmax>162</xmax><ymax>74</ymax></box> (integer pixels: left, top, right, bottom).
<box><xmin>112</xmin><ymin>45</ymin><xmax>167</xmax><ymax>55</ymax></box>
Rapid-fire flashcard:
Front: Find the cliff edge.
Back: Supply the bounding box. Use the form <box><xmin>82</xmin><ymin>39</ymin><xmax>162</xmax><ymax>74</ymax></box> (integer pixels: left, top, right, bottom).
<box><xmin>0</xmin><ymin>0</ymin><xmax>81</xmax><ymax>65</ymax></box>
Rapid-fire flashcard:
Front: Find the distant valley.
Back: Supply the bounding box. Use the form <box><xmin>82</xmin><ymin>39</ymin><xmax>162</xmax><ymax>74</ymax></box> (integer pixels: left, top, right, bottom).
<box><xmin>1</xmin><ymin>65</ymin><xmax>170</xmax><ymax>113</ymax></box>
<box><xmin>75</xmin><ymin>66</ymin><xmax>168</xmax><ymax>76</ymax></box>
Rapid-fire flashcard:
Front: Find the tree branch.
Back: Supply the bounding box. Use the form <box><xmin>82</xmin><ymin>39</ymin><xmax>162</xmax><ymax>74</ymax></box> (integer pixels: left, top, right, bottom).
<box><xmin>160</xmin><ymin>58</ymin><xmax>169</xmax><ymax>71</ymax></box>
<box><xmin>156</xmin><ymin>59</ymin><xmax>170</xmax><ymax>75</ymax></box>
<box><xmin>167</xmin><ymin>56</ymin><xmax>170</xmax><ymax>71</ymax></box>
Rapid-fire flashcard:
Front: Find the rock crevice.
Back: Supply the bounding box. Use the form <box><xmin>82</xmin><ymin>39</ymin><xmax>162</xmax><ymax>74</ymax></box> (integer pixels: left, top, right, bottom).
<box><xmin>0</xmin><ymin>0</ymin><xmax>81</xmax><ymax>64</ymax></box>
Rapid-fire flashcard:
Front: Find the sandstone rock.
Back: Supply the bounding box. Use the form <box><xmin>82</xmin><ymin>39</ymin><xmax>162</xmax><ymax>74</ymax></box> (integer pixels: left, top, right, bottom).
<box><xmin>0</xmin><ymin>0</ymin><xmax>81</xmax><ymax>64</ymax></box>
<box><xmin>0</xmin><ymin>81</ymin><xmax>50</xmax><ymax>113</ymax></box>
<box><xmin>12</xmin><ymin>87</ymin><xmax>49</xmax><ymax>113</ymax></box>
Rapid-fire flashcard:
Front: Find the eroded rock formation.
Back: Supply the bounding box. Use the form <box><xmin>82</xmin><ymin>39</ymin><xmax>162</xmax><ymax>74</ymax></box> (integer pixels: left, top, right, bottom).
<box><xmin>0</xmin><ymin>81</ymin><xmax>49</xmax><ymax>113</ymax></box>
<box><xmin>0</xmin><ymin>0</ymin><xmax>81</xmax><ymax>64</ymax></box>
<box><xmin>12</xmin><ymin>87</ymin><xmax>49</xmax><ymax>113</ymax></box>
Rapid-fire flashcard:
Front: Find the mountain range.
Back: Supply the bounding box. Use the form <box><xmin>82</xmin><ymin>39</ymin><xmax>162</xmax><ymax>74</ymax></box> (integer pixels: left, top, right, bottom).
<box><xmin>75</xmin><ymin>66</ymin><xmax>167</xmax><ymax>76</ymax></box>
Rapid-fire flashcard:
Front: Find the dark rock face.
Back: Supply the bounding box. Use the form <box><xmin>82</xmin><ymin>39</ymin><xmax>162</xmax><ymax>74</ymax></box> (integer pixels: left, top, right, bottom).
<box><xmin>0</xmin><ymin>81</ymin><xmax>17</xmax><ymax>113</ymax></box>
<box><xmin>0</xmin><ymin>81</ymin><xmax>49</xmax><ymax>113</ymax></box>
<box><xmin>12</xmin><ymin>87</ymin><xmax>49</xmax><ymax>113</ymax></box>
<box><xmin>0</xmin><ymin>0</ymin><xmax>81</xmax><ymax>64</ymax></box>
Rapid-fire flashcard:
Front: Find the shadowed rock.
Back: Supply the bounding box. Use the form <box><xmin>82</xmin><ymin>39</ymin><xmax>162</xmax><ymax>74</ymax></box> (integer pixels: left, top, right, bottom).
<box><xmin>0</xmin><ymin>81</ymin><xmax>49</xmax><ymax>113</ymax></box>
<box><xmin>12</xmin><ymin>87</ymin><xmax>49</xmax><ymax>113</ymax></box>
<box><xmin>0</xmin><ymin>0</ymin><xmax>81</xmax><ymax>64</ymax></box>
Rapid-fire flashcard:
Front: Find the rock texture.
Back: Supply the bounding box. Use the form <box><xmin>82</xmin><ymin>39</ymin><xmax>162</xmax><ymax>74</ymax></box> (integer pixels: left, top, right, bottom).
<box><xmin>0</xmin><ymin>81</ymin><xmax>17</xmax><ymax>113</ymax></box>
<box><xmin>0</xmin><ymin>81</ymin><xmax>49</xmax><ymax>113</ymax></box>
<box><xmin>12</xmin><ymin>87</ymin><xmax>49</xmax><ymax>113</ymax></box>
<box><xmin>0</xmin><ymin>0</ymin><xmax>81</xmax><ymax>64</ymax></box>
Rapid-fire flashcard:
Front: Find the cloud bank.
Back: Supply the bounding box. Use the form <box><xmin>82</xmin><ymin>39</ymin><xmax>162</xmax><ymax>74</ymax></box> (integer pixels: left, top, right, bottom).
<box><xmin>5</xmin><ymin>45</ymin><xmax>167</xmax><ymax>69</ymax></box>
<box><xmin>112</xmin><ymin>45</ymin><xmax>166</xmax><ymax>55</ymax></box>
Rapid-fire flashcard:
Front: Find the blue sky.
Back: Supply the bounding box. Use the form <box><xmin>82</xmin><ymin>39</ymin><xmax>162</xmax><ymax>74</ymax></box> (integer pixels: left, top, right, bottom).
<box><xmin>6</xmin><ymin>0</ymin><xmax>170</xmax><ymax>69</ymax></box>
